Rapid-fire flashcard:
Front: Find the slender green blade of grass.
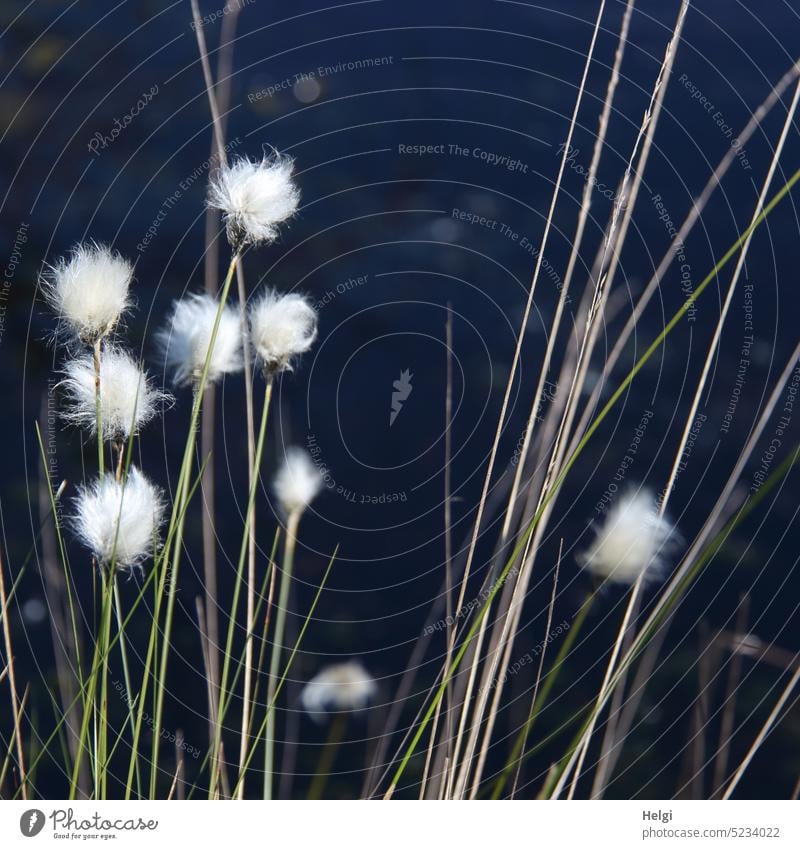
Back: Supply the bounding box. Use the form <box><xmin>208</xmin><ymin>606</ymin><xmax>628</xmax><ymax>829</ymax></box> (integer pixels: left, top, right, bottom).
<box><xmin>384</xmin><ymin>167</ymin><xmax>800</xmax><ymax>795</ymax></box>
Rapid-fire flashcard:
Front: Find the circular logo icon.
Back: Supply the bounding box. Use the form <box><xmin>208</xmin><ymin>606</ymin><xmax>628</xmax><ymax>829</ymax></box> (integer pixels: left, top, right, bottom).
<box><xmin>19</xmin><ymin>810</ymin><xmax>45</xmax><ymax>837</ymax></box>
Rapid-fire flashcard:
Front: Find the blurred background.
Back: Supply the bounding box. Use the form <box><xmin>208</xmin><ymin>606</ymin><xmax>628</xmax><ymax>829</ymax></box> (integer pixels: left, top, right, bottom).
<box><xmin>1</xmin><ymin>0</ymin><xmax>800</xmax><ymax>799</ymax></box>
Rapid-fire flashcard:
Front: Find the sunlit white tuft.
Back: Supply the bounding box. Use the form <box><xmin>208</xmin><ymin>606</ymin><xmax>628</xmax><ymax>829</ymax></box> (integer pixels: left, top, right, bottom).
<box><xmin>42</xmin><ymin>243</ymin><xmax>134</xmax><ymax>343</ymax></box>
<box><xmin>581</xmin><ymin>489</ymin><xmax>676</xmax><ymax>585</ymax></box>
<box><xmin>72</xmin><ymin>468</ymin><xmax>165</xmax><ymax>570</ymax></box>
<box><xmin>158</xmin><ymin>293</ymin><xmax>243</xmax><ymax>388</ymax></box>
<box><xmin>61</xmin><ymin>347</ymin><xmax>171</xmax><ymax>441</ymax></box>
<box><xmin>274</xmin><ymin>447</ymin><xmax>323</xmax><ymax>516</ymax></box>
<box><xmin>248</xmin><ymin>289</ymin><xmax>318</xmax><ymax>374</ymax></box>
<box><xmin>300</xmin><ymin>660</ymin><xmax>377</xmax><ymax>721</ymax></box>
<box><xmin>208</xmin><ymin>154</ymin><xmax>300</xmax><ymax>248</ymax></box>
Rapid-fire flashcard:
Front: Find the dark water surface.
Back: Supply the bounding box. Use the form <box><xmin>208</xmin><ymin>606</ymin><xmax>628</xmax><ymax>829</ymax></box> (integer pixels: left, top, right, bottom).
<box><xmin>1</xmin><ymin>0</ymin><xmax>799</xmax><ymax>799</ymax></box>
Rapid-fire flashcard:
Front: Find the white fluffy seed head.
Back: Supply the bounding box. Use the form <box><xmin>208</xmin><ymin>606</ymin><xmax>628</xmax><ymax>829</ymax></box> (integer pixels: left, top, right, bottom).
<box><xmin>158</xmin><ymin>293</ymin><xmax>243</xmax><ymax>388</ymax></box>
<box><xmin>208</xmin><ymin>154</ymin><xmax>300</xmax><ymax>248</ymax></box>
<box><xmin>248</xmin><ymin>289</ymin><xmax>318</xmax><ymax>375</ymax></box>
<box><xmin>72</xmin><ymin>468</ymin><xmax>165</xmax><ymax>570</ymax></box>
<box><xmin>581</xmin><ymin>489</ymin><xmax>677</xmax><ymax>585</ymax></box>
<box><xmin>60</xmin><ymin>347</ymin><xmax>171</xmax><ymax>441</ymax></box>
<box><xmin>42</xmin><ymin>243</ymin><xmax>134</xmax><ymax>343</ymax></box>
<box><xmin>274</xmin><ymin>447</ymin><xmax>323</xmax><ymax>516</ymax></box>
<box><xmin>300</xmin><ymin>661</ymin><xmax>377</xmax><ymax>722</ymax></box>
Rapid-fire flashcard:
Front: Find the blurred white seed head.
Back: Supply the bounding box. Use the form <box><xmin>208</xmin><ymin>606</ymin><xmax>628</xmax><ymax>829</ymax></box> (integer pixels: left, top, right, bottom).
<box><xmin>300</xmin><ymin>660</ymin><xmax>377</xmax><ymax>722</ymax></box>
<box><xmin>72</xmin><ymin>468</ymin><xmax>165</xmax><ymax>570</ymax></box>
<box><xmin>248</xmin><ymin>289</ymin><xmax>318</xmax><ymax>375</ymax></box>
<box><xmin>581</xmin><ymin>489</ymin><xmax>676</xmax><ymax>585</ymax></box>
<box><xmin>42</xmin><ymin>243</ymin><xmax>134</xmax><ymax>344</ymax></box>
<box><xmin>274</xmin><ymin>447</ymin><xmax>323</xmax><ymax>516</ymax></box>
<box><xmin>60</xmin><ymin>347</ymin><xmax>171</xmax><ymax>441</ymax></box>
<box><xmin>208</xmin><ymin>154</ymin><xmax>300</xmax><ymax>248</ymax></box>
<box><xmin>158</xmin><ymin>293</ymin><xmax>243</xmax><ymax>388</ymax></box>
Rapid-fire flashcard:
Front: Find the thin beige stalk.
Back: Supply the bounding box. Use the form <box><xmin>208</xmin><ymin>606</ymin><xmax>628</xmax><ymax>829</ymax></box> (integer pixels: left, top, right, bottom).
<box><xmin>722</xmin><ymin>659</ymin><xmax>800</xmax><ymax>798</ymax></box>
<box><xmin>264</xmin><ymin>509</ymin><xmax>301</xmax><ymax>799</ymax></box>
<box><xmin>563</xmin><ymin>577</ymin><xmax>644</xmax><ymax>799</ymax></box>
<box><xmin>191</xmin><ymin>0</ymin><xmax>249</xmax><ymax>772</ymax></box>
<box><xmin>477</xmin><ymin>7</ymin><xmax>688</xmax><ymax>797</ymax></box>
<box><xmin>711</xmin><ymin>599</ymin><xmax>750</xmax><ymax>796</ymax></box>
<box><xmin>567</xmin><ymin>59</ymin><xmax>800</xmax><ymax>462</ymax></box>
<box><xmin>418</xmin><ymin>308</ymin><xmax>455</xmax><ymax>800</ymax></box>
<box><xmin>501</xmin><ymin>0</ymin><xmax>636</xmax><ymax>542</ymax></box>
<box><xmin>0</xmin><ymin>551</ymin><xmax>26</xmax><ymax>799</ymax></box>
<box><xmin>575</xmin><ymin>74</ymin><xmax>800</xmax><ymax>797</ymax></box>
<box><xmin>442</xmin><ymin>0</ymin><xmax>609</xmax><ymax>795</ymax></box>
<box><xmin>463</xmin><ymin>214</ymin><xmax>619</xmax><ymax>795</ymax></box>
<box><xmin>190</xmin><ymin>3</ymin><xmax>260</xmax><ymax>786</ymax></box>
<box><xmin>550</xmin><ymin>341</ymin><xmax>800</xmax><ymax>795</ymax></box>
<box><xmin>508</xmin><ymin>543</ymin><xmax>563</xmax><ymax>798</ymax></box>
<box><xmin>591</xmin><ymin>606</ymin><xmax>671</xmax><ymax>797</ymax></box>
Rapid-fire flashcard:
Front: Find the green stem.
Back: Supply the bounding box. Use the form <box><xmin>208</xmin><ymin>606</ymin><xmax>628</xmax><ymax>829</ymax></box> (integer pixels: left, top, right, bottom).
<box><xmin>208</xmin><ymin>377</ymin><xmax>274</xmax><ymax>797</ymax></box>
<box><xmin>264</xmin><ymin>509</ymin><xmax>300</xmax><ymax>799</ymax></box>
<box><xmin>69</xmin><ymin>567</ymin><xmax>114</xmax><ymax>798</ymax></box>
<box><xmin>384</xmin><ymin>166</ymin><xmax>800</xmax><ymax>797</ymax></box>
<box><xmin>229</xmin><ymin>549</ymin><xmax>337</xmax><ymax>800</ymax></box>
<box><xmin>113</xmin><ymin>579</ymin><xmax>141</xmax><ymax>796</ymax></box>
<box><xmin>148</xmin><ymin>249</ymin><xmax>241</xmax><ymax>797</ymax></box>
<box><xmin>491</xmin><ymin>593</ymin><xmax>594</xmax><ymax>798</ymax></box>
<box><xmin>307</xmin><ymin>714</ymin><xmax>346</xmax><ymax>800</ymax></box>
<box><xmin>93</xmin><ymin>338</ymin><xmax>104</xmax><ymax>476</ymax></box>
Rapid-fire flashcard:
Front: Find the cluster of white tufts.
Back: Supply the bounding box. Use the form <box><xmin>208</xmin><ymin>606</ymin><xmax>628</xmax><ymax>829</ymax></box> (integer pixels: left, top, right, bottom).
<box><xmin>208</xmin><ymin>155</ymin><xmax>300</xmax><ymax>248</ymax></box>
<box><xmin>41</xmin><ymin>242</ymin><xmax>133</xmax><ymax>344</ymax></box>
<box><xmin>71</xmin><ymin>468</ymin><xmax>165</xmax><ymax>571</ymax></box>
<box><xmin>248</xmin><ymin>289</ymin><xmax>318</xmax><ymax>375</ymax></box>
<box><xmin>60</xmin><ymin>347</ymin><xmax>171</xmax><ymax>441</ymax></box>
<box><xmin>300</xmin><ymin>660</ymin><xmax>377</xmax><ymax>722</ymax></box>
<box><xmin>158</xmin><ymin>293</ymin><xmax>243</xmax><ymax>388</ymax></box>
<box><xmin>274</xmin><ymin>447</ymin><xmax>324</xmax><ymax>517</ymax></box>
<box><xmin>581</xmin><ymin>489</ymin><xmax>677</xmax><ymax>585</ymax></box>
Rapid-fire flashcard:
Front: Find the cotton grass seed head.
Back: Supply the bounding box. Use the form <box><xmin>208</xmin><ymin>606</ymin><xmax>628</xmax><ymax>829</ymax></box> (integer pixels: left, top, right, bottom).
<box><xmin>72</xmin><ymin>468</ymin><xmax>165</xmax><ymax>570</ymax></box>
<box><xmin>208</xmin><ymin>154</ymin><xmax>300</xmax><ymax>248</ymax></box>
<box><xmin>248</xmin><ymin>289</ymin><xmax>318</xmax><ymax>375</ymax></box>
<box><xmin>274</xmin><ymin>447</ymin><xmax>323</xmax><ymax>516</ymax></box>
<box><xmin>61</xmin><ymin>347</ymin><xmax>171</xmax><ymax>441</ymax></box>
<box><xmin>300</xmin><ymin>660</ymin><xmax>377</xmax><ymax>722</ymax></box>
<box><xmin>42</xmin><ymin>243</ymin><xmax>134</xmax><ymax>344</ymax></box>
<box><xmin>158</xmin><ymin>293</ymin><xmax>243</xmax><ymax>388</ymax></box>
<box><xmin>580</xmin><ymin>489</ymin><xmax>677</xmax><ymax>585</ymax></box>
